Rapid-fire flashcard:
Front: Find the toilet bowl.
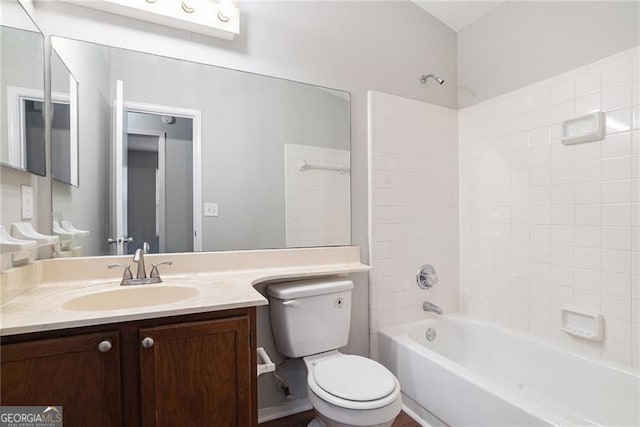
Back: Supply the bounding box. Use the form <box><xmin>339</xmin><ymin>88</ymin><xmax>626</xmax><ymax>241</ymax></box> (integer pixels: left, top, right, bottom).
<box><xmin>267</xmin><ymin>278</ymin><xmax>402</xmax><ymax>427</ymax></box>
<box><xmin>303</xmin><ymin>351</ymin><xmax>402</xmax><ymax>427</ymax></box>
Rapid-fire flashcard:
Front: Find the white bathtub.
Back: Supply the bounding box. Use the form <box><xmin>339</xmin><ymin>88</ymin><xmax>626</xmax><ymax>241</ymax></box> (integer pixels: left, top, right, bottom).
<box><xmin>378</xmin><ymin>315</ymin><xmax>639</xmax><ymax>427</ymax></box>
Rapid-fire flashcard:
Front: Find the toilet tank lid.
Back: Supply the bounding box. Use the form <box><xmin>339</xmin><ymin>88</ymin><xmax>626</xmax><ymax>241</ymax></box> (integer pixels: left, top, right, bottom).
<box><xmin>267</xmin><ymin>278</ymin><xmax>353</xmax><ymax>300</ymax></box>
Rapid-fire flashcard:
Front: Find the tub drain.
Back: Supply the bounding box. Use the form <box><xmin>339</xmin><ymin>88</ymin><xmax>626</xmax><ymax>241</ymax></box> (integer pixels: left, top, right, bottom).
<box><xmin>426</xmin><ymin>328</ymin><xmax>436</xmax><ymax>342</ymax></box>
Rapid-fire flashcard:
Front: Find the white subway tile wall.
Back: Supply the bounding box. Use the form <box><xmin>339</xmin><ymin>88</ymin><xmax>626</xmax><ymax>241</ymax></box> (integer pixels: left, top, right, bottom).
<box><xmin>285</xmin><ymin>144</ymin><xmax>351</xmax><ymax>248</ymax></box>
<box><xmin>368</xmin><ymin>91</ymin><xmax>459</xmax><ymax>356</ymax></box>
<box><xmin>459</xmin><ymin>46</ymin><xmax>640</xmax><ymax>369</ymax></box>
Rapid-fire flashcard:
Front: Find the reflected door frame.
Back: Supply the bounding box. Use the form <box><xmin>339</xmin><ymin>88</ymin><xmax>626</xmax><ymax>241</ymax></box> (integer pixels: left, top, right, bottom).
<box><xmin>113</xmin><ymin>92</ymin><xmax>202</xmax><ymax>253</ymax></box>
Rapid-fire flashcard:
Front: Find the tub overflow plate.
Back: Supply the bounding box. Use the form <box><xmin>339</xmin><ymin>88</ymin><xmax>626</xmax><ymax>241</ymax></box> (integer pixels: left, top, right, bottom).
<box><xmin>426</xmin><ymin>328</ymin><xmax>436</xmax><ymax>341</ymax></box>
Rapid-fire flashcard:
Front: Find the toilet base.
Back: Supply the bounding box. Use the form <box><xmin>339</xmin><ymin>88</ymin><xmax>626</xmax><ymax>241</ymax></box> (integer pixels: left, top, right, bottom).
<box><xmin>307</xmin><ymin>405</ymin><xmax>398</xmax><ymax>427</ymax></box>
<box><xmin>307</xmin><ymin>418</ymin><xmax>325</xmax><ymax>427</ymax></box>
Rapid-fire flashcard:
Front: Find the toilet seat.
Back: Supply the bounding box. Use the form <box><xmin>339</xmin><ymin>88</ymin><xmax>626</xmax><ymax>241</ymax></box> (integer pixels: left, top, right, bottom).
<box><xmin>307</xmin><ymin>354</ymin><xmax>401</xmax><ymax>411</ymax></box>
<box><xmin>313</xmin><ymin>355</ymin><xmax>397</xmax><ymax>402</ymax></box>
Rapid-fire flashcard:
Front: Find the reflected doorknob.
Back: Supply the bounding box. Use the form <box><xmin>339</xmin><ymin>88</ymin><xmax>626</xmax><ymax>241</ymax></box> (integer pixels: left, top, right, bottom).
<box><xmin>107</xmin><ymin>237</ymin><xmax>134</xmax><ymax>245</ymax></box>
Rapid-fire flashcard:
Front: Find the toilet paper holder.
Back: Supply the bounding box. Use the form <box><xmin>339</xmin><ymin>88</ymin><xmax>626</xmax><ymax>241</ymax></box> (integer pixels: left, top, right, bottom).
<box><xmin>257</xmin><ymin>347</ymin><xmax>276</xmax><ymax>377</ymax></box>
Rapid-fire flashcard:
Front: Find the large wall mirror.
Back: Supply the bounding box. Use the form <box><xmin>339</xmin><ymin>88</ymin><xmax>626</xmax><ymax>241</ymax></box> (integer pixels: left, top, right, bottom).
<box><xmin>50</xmin><ymin>37</ymin><xmax>351</xmax><ymax>257</ymax></box>
<box><xmin>0</xmin><ymin>0</ymin><xmax>45</xmax><ymax>176</ymax></box>
<box><xmin>50</xmin><ymin>49</ymin><xmax>79</xmax><ymax>187</ymax></box>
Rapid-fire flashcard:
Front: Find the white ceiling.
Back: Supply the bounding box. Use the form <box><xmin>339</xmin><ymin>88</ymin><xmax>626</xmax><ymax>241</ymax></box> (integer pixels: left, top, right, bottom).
<box><xmin>413</xmin><ymin>1</ymin><xmax>506</xmax><ymax>32</ymax></box>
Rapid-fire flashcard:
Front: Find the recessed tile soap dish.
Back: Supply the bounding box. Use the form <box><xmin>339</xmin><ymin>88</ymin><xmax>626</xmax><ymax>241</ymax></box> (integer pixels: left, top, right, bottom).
<box><xmin>561</xmin><ymin>112</ymin><xmax>605</xmax><ymax>145</ymax></box>
<box><xmin>561</xmin><ymin>307</ymin><xmax>603</xmax><ymax>341</ymax></box>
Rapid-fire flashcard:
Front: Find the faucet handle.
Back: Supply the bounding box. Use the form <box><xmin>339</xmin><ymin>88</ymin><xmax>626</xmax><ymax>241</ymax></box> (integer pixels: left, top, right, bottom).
<box><xmin>142</xmin><ymin>242</ymin><xmax>150</xmax><ymax>254</ymax></box>
<box><xmin>108</xmin><ymin>263</ymin><xmax>133</xmax><ymax>281</ymax></box>
<box><xmin>150</xmin><ymin>261</ymin><xmax>173</xmax><ymax>279</ymax></box>
<box><xmin>417</xmin><ymin>264</ymin><xmax>438</xmax><ymax>290</ymax></box>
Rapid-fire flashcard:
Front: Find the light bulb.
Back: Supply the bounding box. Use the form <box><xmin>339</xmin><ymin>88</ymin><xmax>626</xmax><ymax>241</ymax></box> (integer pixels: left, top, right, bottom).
<box><xmin>217</xmin><ymin>0</ymin><xmax>234</xmax><ymax>22</ymax></box>
<box><xmin>182</xmin><ymin>0</ymin><xmax>196</xmax><ymax>13</ymax></box>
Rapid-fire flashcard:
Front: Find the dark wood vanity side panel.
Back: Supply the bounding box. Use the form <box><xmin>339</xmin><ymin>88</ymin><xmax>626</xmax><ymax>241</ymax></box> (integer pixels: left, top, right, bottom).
<box><xmin>0</xmin><ymin>331</ymin><xmax>122</xmax><ymax>427</ymax></box>
<box><xmin>249</xmin><ymin>306</ymin><xmax>258</xmax><ymax>427</ymax></box>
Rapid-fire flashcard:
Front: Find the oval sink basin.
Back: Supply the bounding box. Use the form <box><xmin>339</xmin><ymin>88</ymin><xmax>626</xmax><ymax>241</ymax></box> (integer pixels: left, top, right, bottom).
<box><xmin>62</xmin><ymin>286</ymin><xmax>200</xmax><ymax>311</ymax></box>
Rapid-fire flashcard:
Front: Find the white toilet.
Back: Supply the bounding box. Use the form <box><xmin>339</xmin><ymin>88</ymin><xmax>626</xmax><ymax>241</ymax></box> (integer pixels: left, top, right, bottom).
<box><xmin>267</xmin><ymin>278</ymin><xmax>402</xmax><ymax>427</ymax></box>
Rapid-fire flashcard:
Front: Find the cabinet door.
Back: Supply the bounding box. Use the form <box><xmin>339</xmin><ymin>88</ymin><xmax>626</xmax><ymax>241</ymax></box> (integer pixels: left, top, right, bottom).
<box><xmin>139</xmin><ymin>316</ymin><xmax>252</xmax><ymax>427</ymax></box>
<box><xmin>1</xmin><ymin>331</ymin><xmax>121</xmax><ymax>426</ymax></box>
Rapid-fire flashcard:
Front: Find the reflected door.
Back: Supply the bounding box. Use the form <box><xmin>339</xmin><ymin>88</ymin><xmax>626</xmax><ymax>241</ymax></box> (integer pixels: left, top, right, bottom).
<box><xmin>126</xmin><ymin>131</ymin><xmax>166</xmax><ymax>255</ymax></box>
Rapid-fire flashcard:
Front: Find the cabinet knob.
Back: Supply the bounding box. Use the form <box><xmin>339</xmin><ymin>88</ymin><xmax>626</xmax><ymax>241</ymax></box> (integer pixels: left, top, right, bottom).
<box><xmin>98</xmin><ymin>339</ymin><xmax>112</xmax><ymax>353</ymax></box>
<box><xmin>141</xmin><ymin>337</ymin><xmax>154</xmax><ymax>349</ymax></box>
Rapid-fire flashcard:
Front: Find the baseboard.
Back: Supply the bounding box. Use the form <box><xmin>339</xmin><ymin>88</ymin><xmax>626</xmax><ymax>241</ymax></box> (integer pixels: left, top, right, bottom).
<box><xmin>258</xmin><ymin>398</ymin><xmax>313</xmax><ymax>423</ymax></box>
<box><xmin>402</xmin><ymin>403</ymin><xmax>431</xmax><ymax>427</ymax></box>
<box><xmin>401</xmin><ymin>392</ymin><xmax>446</xmax><ymax>427</ymax></box>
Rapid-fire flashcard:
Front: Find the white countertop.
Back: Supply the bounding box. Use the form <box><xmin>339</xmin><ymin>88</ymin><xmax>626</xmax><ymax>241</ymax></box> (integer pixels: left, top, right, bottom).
<box><xmin>0</xmin><ymin>247</ymin><xmax>370</xmax><ymax>336</ymax></box>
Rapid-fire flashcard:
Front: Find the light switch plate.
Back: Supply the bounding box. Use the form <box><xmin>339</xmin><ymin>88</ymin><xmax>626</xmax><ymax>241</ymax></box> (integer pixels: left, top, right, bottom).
<box><xmin>204</xmin><ymin>203</ymin><xmax>219</xmax><ymax>217</ymax></box>
<box><xmin>21</xmin><ymin>185</ymin><xmax>33</xmax><ymax>220</ymax></box>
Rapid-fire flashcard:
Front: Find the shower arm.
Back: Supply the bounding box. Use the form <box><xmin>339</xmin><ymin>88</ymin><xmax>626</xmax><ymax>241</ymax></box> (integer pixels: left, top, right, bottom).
<box><xmin>420</xmin><ymin>74</ymin><xmax>445</xmax><ymax>85</ymax></box>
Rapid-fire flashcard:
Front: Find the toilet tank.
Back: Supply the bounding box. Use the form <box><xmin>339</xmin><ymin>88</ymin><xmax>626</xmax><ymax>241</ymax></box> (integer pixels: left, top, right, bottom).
<box><xmin>267</xmin><ymin>278</ymin><xmax>353</xmax><ymax>358</ymax></box>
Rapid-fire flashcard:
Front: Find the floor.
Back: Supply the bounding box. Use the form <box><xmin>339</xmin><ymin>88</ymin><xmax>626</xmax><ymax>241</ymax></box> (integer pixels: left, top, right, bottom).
<box><xmin>260</xmin><ymin>410</ymin><xmax>420</xmax><ymax>427</ymax></box>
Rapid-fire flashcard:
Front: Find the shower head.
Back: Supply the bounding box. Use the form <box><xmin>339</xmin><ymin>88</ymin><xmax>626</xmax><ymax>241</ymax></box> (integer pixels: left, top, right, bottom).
<box><xmin>420</xmin><ymin>74</ymin><xmax>445</xmax><ymax>85</ymax></box>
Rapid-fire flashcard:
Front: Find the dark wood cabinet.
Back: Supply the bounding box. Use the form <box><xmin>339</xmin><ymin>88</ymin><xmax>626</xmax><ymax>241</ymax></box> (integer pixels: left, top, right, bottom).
<box><xmin>1</xmin><ymin>308</ymin><xmax>257</xmax><ymax>427</ymax></box>
<box><xmin>139</xmin><ymin>317</ymin><xmax>252</xmax><ymax>427</ymax></box>
<box><xmin>1</xmin><ymin>331</ymin><xmax>121</xmax><ymax>427</ymax></box>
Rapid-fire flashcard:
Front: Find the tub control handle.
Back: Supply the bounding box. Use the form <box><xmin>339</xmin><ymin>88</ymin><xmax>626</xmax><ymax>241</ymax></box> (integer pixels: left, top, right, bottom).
<box><xmin>282</xmin><ymin>300</ymin><xmax>300</xmax><ymax>308</ymax></box>
<box><xmin>417</xmin><ymin>264</ymin><xmax>438</xmax><ymax>290</ymax></box>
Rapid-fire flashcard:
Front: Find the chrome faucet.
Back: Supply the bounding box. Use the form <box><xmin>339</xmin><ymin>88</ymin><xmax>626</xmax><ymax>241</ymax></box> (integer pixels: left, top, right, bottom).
<box><xmin>423</xmin><ymin>301</ymin><xmax>443</xmax><ymax>315</ymax></box>
<box><xmin>133</xmin><ymin>242</ymin><xmax>150</xmax><ymax>279</ymax></box>
<box><xmin>108</xmin><ymin>242</ymin><xmax>172</xmax><ymax>285</ymax></box>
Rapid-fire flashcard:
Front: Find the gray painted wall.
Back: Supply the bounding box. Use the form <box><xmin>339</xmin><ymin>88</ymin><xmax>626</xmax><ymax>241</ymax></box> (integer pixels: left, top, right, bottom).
<box><xmin>458</xmin><ymin>1</ymin><xmax>640</xmax><ymax>107</ymax></box>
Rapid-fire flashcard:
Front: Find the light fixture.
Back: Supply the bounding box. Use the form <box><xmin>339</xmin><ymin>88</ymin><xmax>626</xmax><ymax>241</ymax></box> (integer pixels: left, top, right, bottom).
<box><xmin>217</xmin><ymin>0</ymin><xmax>234</xmax><ymax>22</ymax></box>
<box><xmin>60</xmin><ymin>0</ymin><xmax>240</xmax><ymax>40</ymax></box>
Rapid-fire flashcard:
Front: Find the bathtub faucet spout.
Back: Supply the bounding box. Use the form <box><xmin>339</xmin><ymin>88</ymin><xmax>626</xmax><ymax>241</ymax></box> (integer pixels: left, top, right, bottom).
<box><xmin>423</xmin><ymin>301</ymin><xmax>443</xmax><ymax>315</ymax></box>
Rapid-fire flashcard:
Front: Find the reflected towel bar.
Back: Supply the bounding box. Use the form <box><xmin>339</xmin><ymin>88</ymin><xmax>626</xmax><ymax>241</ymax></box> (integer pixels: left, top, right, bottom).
<box><xmin>297</xmin><ymin>160</ymin><xmax>350</xmax><ymax>174</ymax></box>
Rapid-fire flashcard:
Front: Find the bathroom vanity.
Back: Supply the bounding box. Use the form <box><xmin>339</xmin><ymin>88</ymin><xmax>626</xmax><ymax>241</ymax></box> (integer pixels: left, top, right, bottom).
<box><xmin>2</xmin><ymin>307</ymin><xmax>256</xmax><ymax>426</ymax></box>
<box><xmin>0</xmin><ymin>246</ymin><xmax>370</xmax><ymax>426</ymax></box>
